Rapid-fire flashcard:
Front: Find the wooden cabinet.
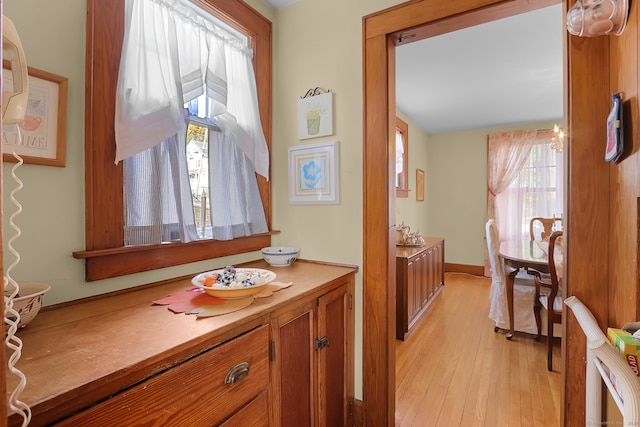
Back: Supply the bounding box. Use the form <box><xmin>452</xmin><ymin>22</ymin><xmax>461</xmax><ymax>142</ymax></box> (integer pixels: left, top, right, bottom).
<box><xmin>396</xmin><ymin>238</ymin><xmax>444</xmax><ymax>340</ymax></box>
<box><xmin>7</xmin><ymin>261</ymin><xmax>357</xmax><ymax>427</ymax></box>
<box><xmin>271</xmin><ymin>282</ymin><xmax>353</xmax><ymax>427</ymax></box>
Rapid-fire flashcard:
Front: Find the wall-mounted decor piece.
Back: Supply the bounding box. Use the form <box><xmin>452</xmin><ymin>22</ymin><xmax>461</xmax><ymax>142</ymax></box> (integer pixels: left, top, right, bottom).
<box><xmin>416</xmin><ymin>169</ymin><xmax>424</xmax><ymax>201</ymax></box>
<box><xmin>605</xmin><ymin>92</ymin><xmax>624</xmax><ymax>163</ymax></box>
<box><xmin>2</xmin><ymin>60</ymin><xmax>68</xmax><ymax>167</ymax></box>
<box><xmin>288</xmin><ymin>140</ymin><xmax>339</xmax><ymax>204</ymax></box>
<box><xmin>297</xmin><ymin>88</ymin><xmax>333</xmax><ymax>140</ymax></box>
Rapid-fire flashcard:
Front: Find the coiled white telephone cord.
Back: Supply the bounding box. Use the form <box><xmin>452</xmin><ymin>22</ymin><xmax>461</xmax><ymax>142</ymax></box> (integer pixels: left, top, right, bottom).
<box><xmin>4</xmin><ymin>138</ymin><xmax>32</xmax><ymax>426</ymax></box>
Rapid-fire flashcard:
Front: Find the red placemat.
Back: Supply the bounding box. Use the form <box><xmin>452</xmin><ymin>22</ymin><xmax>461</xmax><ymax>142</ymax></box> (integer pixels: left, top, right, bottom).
<box><xmin>153</xmin><ymin>281</ymin><xmax>293</xmax><ymax>318</ymax></box>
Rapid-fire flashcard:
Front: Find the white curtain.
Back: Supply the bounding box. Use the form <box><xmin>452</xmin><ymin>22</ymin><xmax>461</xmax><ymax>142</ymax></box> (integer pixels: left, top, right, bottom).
<box><xmin>485</xmin><ymin>129</ymin><xmax>563</xmax><ymax>275</ymax></box>
<box><xmin>117</xmin><ymin>0</ymin><xmax>269</xmax><ymax>245</ymax></box>
<box><xmin>497</xmin><ymin>135</ymin><xmax>564</xmax><ymax>241</ymax></box>
<box><xmin>486</xmin><ymin>130</ymin><xmax>536</xmax><ymax>227</ymax></box>
<box><xmin>395</xmin><ymin>129</ymin><xmax>404</xmax><ymax>175</ymax></box>
<box><xmin>223</xmin><ymin>43</ymin><xmax>269</xmax><ymax>180</ymax></box>
<box><xmin>123</xmin><ymin>123</ymin><xmax>200</xmax><ymax>244</ymax></box>
<box><xmin>207</xmin><ymin>129</ymin><xmax>268</xmax><ymax>240</ymax></box>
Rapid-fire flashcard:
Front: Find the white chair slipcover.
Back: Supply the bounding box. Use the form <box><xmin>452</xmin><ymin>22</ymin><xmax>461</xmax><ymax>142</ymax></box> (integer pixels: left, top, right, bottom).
<box><xmin>486</xmin><ymin>219</ymin><xmax>539</xmax><ymax>335</ymax></box>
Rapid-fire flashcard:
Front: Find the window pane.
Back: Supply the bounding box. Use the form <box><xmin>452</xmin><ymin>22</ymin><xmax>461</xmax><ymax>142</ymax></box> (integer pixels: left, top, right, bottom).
<box><xmin>506</xmin><ymin>143</ymin><xmax>563</xmax><ymax>239</ymax></box>
<box><xmin>187</xmin><ymin>121</ymin><xmax>210</xmax><ymax>238</ymax></box>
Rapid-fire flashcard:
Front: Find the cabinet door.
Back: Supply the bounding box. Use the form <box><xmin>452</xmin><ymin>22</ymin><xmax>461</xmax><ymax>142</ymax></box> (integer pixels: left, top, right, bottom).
<box><xmin>436</xmin><ymin>241</ymin><xmax>444</xmax><ymax>289</ymax></box>
<box><xmin>406</xmin><ymin>259</ymin><xmax>417</xmax><ymax>322</ymax></box>
<box><xmin>420</xmin><ymin>251</ymin><xmax>430</xmax><ymax>306</ymax></box>
<box><xmin>272</xmin><ymin>302</ymin><xmax>315</xmax><ymax>427</ymax></box>
<box><xmin>426</xmin><ymin>247</ymin><xmax>435</xmax><ymax>300</ymax></box>
<box><xmin>415</xmin><ymin>253</ymin><xmax>424</xmax><ymax>309</ymax></box>
<box><xmin>396</xmin><ymin>257</ymin><xmax>409</xmax><ymax>340</ymax></box>
<box><xmin>273</xmin><ymin>283</ymin><xmax>354</xmax><ymax>427</ymax></box>
<box><xmin>317</xmin><ymin>285</ymin><xmax>350</xmax><ymax>427</ymax></box>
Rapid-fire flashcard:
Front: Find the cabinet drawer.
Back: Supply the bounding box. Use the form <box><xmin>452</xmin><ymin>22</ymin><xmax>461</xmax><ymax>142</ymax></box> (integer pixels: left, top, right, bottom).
<box><xmin>219</xmin><ymin>390</ymin><xmax>269</xmax><ymax>427</ymax></box>
<box><xmin>55</xmin><ymin>325</ymin><xmax>270</xmax><ymax>426</ymax></box>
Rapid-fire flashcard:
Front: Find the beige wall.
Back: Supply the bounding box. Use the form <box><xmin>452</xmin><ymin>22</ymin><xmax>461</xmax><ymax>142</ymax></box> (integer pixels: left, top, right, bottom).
<box><xmin>427</xmin><ymin>120</ymin><xmax>559</xmax><ymax>267</ymax></box>
<box><xmin>394</xmin><ymin>116</ymin><xmax>560</xmax><ymax>268</ymax></box>
<box><xmin>270</xmin><ymin>0</ymin><xmax>404</xmax><ymax>400</ymax></box>
<box><xmin>395</xmin><ymin>110</ymin><xmax>430</xmax><ymax>239</ymax></box>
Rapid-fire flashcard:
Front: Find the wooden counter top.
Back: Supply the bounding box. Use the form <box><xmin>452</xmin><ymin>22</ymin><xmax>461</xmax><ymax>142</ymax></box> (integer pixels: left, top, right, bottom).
<box><xmin>6</xmin><ymin>260</ymin><xmax>357</xmax><ymax>426</ymax></box>
<box><xmin>395</xmin><ymin>237</ymin><xmax>444</xmax><ymax>259</ymax></box>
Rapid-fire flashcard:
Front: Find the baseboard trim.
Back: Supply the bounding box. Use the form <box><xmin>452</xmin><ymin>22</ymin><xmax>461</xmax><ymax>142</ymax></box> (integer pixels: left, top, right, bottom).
<box><xmin>445</xmin><ymin>263</ymin><xmax>485</xmax><ymax>276</ymax></box>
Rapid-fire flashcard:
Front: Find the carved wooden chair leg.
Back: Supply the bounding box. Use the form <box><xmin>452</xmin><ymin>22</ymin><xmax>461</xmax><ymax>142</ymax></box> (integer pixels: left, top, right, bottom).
<box><xmin>547</xmin><ymin>317</ymin><xmax>554</xmax><ymax>371</ymax></box>
<box><xmin>534</xmin><ymin>303</ymin><xmax>542</xmax><ymax>341</ymax></box>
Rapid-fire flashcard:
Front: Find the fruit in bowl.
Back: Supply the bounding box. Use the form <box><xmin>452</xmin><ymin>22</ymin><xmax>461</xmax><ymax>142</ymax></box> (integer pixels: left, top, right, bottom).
<box><xmin>261</xmin><ymin>246</ymin><xmax>300</xmax><ymax>267</ymax></box>
<box><xmin>192</xmin><ymin>266</ymin><xmax>276</xmax><ymax>299</ymax></box>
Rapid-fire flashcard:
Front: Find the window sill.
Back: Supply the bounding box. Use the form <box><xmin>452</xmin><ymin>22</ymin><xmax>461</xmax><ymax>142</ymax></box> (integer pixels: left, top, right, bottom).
<box><xmin>73</xmin><ymin>231</ymin><xmax>280</xmax><ymax>281</ymax></box>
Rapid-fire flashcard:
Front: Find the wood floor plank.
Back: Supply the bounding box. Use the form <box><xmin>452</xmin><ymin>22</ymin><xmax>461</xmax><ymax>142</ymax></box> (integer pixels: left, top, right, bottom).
<box><xmin>395</xmin><ymin>272</ymin><xmax>561</xmax><ymax>427</ymax></box>
<box><xmin>459</xmin><ymin>327</ymin><xmax>493</xmax><ymax>426</ymax></box>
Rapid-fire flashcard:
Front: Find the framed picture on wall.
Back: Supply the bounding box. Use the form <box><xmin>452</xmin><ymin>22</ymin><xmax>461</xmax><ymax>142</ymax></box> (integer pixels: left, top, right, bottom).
<box><xmin>297</xmin><ymin>91</ymin><xmax>333</xmax><ymax>140</ymax></box>
<box><xmin>2</xmin><ymin>60</ymin><xmax>68</xmax><ymax>167</ymax></box>
<box><xmin>288</xmin><ymin>140</ymin><xmax>340</xmax><ymax>204</ymax></box>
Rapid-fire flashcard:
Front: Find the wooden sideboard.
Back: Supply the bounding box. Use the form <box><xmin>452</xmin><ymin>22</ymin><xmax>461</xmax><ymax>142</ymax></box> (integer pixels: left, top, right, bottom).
<box><xmin>396</xmin><ymin>238</ymin><xmax>445</xmax><ymax>340</ymax></box>
<box><xmin>6</xmin><ymin>260</ymin><xmax>356</xmax><ymax>427</ymax></box>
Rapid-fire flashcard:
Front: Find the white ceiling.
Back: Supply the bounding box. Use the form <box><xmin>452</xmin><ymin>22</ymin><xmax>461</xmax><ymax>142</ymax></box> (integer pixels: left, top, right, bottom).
<box><xmin>263</xmin><ymin>1</ymin><xmax>564</xmax><ymax>135</ymax></box>
<box><xmin>396</xmin><ymin>4</ymin><xmax>564</xmax><ymax>135</ymax></box>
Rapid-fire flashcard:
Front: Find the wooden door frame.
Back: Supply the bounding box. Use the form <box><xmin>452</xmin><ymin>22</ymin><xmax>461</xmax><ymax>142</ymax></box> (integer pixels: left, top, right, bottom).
<box><xmin>1</xmin><ymin>0</ymin><xmax>8</xmax><ymax>423</ymax></box>
<box><xmin>362</xmin><ymin>0</ymin><xmax>590</xmax><ymax>425</ymax></box>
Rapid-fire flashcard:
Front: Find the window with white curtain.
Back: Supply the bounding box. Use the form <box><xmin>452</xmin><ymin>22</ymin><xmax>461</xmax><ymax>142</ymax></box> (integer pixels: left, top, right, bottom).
<box><xmin>116</xmin><ymin>0</ymin><xmax>269</xmax><ymax>246</ymax></box>
<box><xmin>396</xmin><ymin>117</ymin><xmax>408</xmax><ymax>198</ymax></box>
<box><xmin>496</xmin><ymin>141</ymin><xmax>564</xmax><ymax>241</ymax></box>
<box><xmin>77</xmin><ymin>0</ymin><xmax>271</xmax><ymax>281</ymax></box>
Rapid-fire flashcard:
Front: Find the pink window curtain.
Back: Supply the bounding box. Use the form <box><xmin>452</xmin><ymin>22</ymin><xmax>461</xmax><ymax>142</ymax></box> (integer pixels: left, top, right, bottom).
<box><xmin>487</xmin><ymin>130</ymin><xmax>537</xmax><ymax>222</ymax></box>
<box><xmin>498</xmin><ymin>132</ymin><xmax>564</xmax><ymax>242</ymax></box>
<box><xmin>485</xmin><ymin>130</ymin><xmax>536</xmax><ymax>275</ymax></box>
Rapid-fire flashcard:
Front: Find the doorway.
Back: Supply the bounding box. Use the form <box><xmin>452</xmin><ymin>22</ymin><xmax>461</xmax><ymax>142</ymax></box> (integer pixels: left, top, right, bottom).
<box><xmin>361</xmin><ymin>1</ymin><xmax>562</xmax><ymax>425</ymax></box>
<box><xmin>394</xmin><ymin>4</ymin><xmax>563</xmax><ymax>278</ymax></box>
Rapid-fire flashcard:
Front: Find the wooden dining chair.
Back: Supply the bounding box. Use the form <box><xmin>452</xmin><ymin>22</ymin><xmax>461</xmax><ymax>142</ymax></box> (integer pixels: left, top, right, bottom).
<box><xmin>529</xmin><ymin>217</ymin><xmax>562</xmax><ymax>241</ymax></box>
<box><xmin>533</xmin><ymin>230</ymin><xmax>563</xmax><ymax>371</ymax></box>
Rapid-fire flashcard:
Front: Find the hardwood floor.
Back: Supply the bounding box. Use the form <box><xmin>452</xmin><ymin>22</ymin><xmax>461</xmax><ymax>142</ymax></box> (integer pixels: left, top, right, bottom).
<box><xmin>395</xmin><ymin>272</ymin><xmax>561</xmax><ymax>427</ymax></box>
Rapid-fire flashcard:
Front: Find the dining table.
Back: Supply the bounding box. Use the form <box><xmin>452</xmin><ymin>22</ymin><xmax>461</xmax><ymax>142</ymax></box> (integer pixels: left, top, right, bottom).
<box><xmin>499</xmin><ymin>239</ymin><xmax>550</xmax><ymax>340</ymax></box>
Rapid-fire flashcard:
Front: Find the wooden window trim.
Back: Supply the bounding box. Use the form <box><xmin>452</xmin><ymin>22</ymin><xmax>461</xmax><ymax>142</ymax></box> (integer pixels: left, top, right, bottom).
<box><xmin>74</xmin><ymin>0</ymin><xmax>273</xmax><ymax>282</ymax></box>
<box><xmin>396</xmin><ymin>117</ymin><xmax>409</xmax><ymax>198</ymax></box>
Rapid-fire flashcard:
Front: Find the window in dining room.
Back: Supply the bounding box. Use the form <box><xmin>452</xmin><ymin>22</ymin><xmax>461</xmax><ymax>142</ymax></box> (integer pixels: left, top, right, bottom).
<box><xmin>396</xmin><ymin>117</ymin><xmax>409</xmax><ymax>198</ymax></box>
<box><xmin>497</xmin><ymin>139</ymin><xmax>564</xmax><ymax>241</ymax></box>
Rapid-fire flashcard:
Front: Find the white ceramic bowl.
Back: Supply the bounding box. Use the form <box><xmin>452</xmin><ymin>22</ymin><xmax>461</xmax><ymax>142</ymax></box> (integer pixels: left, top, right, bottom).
<box><xmin>261</xmin><ymin>246</ymin><xmax>300</xmax><ymax>267</ymax></box>
<box><xmin>5</xmin><ymin>283</ymin><xmax>50</xmax><ymax>329</ymax></box>
<box><xmin>192</xmin><ymin>268</ymin><xmax>276</xmax><ymax>299</ymax></box>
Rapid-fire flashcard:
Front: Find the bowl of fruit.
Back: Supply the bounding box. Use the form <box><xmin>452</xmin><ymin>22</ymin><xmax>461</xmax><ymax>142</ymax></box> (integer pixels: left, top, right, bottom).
<box><xmin>191</xmin><ymin>266</ymin><xmax>276</xmax><ymax>299</ymax></box>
